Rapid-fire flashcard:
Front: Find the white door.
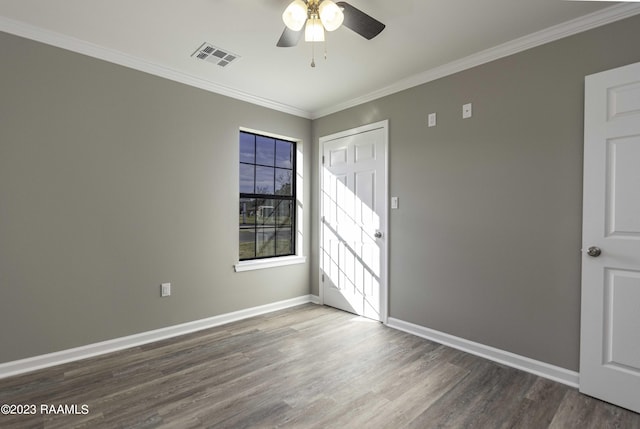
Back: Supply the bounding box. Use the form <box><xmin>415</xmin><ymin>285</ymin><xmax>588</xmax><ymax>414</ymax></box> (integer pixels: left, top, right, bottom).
<box><xmin>580</xmin><ymin>61</ymin><xmax>640</xmax><ymax>413</ymax></box>
<box><xmin>320</xmin><ymin>121</ymin><xmax>388</xmax><ymax>322</ymax></box>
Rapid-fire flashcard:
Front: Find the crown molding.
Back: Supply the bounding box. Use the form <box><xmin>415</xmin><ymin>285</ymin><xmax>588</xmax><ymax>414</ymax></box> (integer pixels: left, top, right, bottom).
<box><xmin>3</xmin><ymin>3</ymin><xmax>640</xmax><ymax>121</ymax></box>
<box><xmin>0</xmin><ymin>17</ymin><xmax>312</xmax><ymax>119</ymax></box>
<box><xmin>310</xmin><ymin>3</ymin><xmax>640</xmax><ymax>119</ymax></box>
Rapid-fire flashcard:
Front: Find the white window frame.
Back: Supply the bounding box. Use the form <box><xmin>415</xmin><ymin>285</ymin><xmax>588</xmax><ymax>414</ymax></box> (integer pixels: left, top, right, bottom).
<box><xmin>234</xmin><ymin>128</ymin><xmax>306</xmax><ymax>272</ymax></box>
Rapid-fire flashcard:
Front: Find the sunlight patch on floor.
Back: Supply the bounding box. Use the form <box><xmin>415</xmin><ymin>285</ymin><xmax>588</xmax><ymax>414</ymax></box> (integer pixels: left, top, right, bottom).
<box><xmin>349</xmin><ymin>316</ymin><xmax>379</xmax><ymax>323</ymax></box>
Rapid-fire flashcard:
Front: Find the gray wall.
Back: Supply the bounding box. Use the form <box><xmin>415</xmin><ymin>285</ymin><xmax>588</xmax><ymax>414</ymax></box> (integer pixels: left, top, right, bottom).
<box><xmin>311</xmin><ymin>14</ymin><xmax>640</xmax><ymax>371</ymax></box>
<box><xmin>3</xmin><ymin>13</ymin><xmax>640</xmax><ymax>371</ymax></box>
<box><xmin>0</xmin><ymin>32</ymin><xmax>311</xmax><ymax>363</ymax></box>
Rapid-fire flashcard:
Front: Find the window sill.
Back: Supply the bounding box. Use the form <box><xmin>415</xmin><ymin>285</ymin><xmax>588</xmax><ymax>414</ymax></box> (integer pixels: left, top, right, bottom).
<box><xmin>234</xmin><ymin>255</ymin><xmax>307</xmax><ymax>272</ymax></box>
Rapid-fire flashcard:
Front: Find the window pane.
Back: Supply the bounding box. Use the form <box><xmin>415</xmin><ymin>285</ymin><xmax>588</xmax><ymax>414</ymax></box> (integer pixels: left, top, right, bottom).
<box><xmin>276</xmin><ymin>140</ymin><xmax>293</xmax><ymax>169</ymax></box>
<box><xmin>239</xmin><ymin>198</ymin><xmax>255</xmax><ymax>260</ymax></box>
<box><xmin>257</xmin><ymin>227</ymin><xmax>276</xmax><ymax>258</ymax></box>
<box><xmin>240</xmin><ymin>164</ymin><xmax>255</xmax><ymax>194</ymax></box>
<box><xmin>239</xmin><ymin>198</ymin><xmax>255</xmax><ymax>227</ymax></box>
<box><xmin>256</xmin><ymin>198</ymin><xmax>276</xmax><ymax>225</ymax></box>
<box><xmin>276</xmin><ymin>226</ymin><xmax>293</xmax><ymax>256</ymax></box>
<box><xmin>275</xmin><ymin>168</ymin><xmax>292</xmax><ymax>196</ymax></box>
<box><xmin>256</xmin><ymin>166</ymin><xmax>275</xmax><ymax>195</ymax></box>
<box><xmin>275</xmin><ymin>200</ymin><xmax>292</xmax><ymax>227</ymax></box>
<box><xmin>239</xmin><ymin>229</ymin><xmax>256</xmax><ymax>260</ymax></box>
<box><xmin>240</xmin><ymin>132</ymin><xmax>255</xmax><ymax>164</ymax></box>
<box><xmin>256</xmin><ymin>136</ymin><xmax>275</xmax><ymax>166</ymax></box>
<box><xmin>275</xmin><ymin>200</ymin><xmax>293</xmax><ymax>256</ymax></box>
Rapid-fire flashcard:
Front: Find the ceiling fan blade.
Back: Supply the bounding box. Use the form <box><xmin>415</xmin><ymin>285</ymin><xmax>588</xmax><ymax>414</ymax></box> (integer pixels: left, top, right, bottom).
<box><xmin>336</xmin><ymin>1</ymin><xmax>385</xmax><ymax>40</ymax></box>
<box><xmin>276</xmin><ymin>27</ymin><xmax>302</xmax><ymax>47</ymax></box>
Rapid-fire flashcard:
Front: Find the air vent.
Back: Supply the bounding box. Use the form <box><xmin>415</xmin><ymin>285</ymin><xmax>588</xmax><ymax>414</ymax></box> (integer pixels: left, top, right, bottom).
<box><xmin>192</xmin><ymin>42</ymin><xmax>240</xmax><ymax>68</ymax></box>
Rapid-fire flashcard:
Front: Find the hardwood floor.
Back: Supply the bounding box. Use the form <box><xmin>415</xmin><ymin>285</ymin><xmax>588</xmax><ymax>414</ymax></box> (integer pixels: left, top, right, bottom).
<box><xmin>1</xmin><ymin>304</ymin><xmax>639</xmax><ymax>428</ymax></box>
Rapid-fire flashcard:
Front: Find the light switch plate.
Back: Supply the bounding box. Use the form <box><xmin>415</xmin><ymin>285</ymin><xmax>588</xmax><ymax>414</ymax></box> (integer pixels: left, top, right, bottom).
<box><xmin>161</xmin><ymin>283</ymin><xmax>171</xmax><ymax>297</ymax></box>
<box><xmin>391</xmin><ymin>197</ymin><xmax>399</xmax><ymax>209</ymax></box>
<box><xmin>428</xmin><ymin>112</ymin><xmax>436</xmax><ymax>127</ymax></box>
<box><xmin>463</xmin><ymin>103</ymin><xmax>472</xmax><ymax>119</ymax></box>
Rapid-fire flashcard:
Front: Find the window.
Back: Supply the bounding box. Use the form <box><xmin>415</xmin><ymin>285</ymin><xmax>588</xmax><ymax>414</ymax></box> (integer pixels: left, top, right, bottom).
<box><xmin>239</xmin><ymin>131</ymin><xmax>296</xmax><ymax>261</ymax></box>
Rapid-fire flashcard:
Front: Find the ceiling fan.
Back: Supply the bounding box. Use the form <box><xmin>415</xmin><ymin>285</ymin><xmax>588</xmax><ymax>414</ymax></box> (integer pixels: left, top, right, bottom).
<box><xmin>276</xmin><ymin>0</ymin><xmax>385</xmax><ymax>66</ymax></box>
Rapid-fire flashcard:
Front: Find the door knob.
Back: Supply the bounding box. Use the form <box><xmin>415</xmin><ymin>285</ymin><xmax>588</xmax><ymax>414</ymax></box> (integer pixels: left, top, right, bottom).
<box><xmin>374</xmin><ymin>231</ymin><xmax>383</xmax><ymax>238</ymax></box>
<box><xmin>586</xmin><ymin>246</ymin><xmax>601</xmax><ymax>257</ymax></box>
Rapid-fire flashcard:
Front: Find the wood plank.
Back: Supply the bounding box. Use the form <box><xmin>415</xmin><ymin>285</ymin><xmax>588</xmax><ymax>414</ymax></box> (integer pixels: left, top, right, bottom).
<box><xmin>0</xmin><ymin>304</ymin><xmax>638</xmax><ymax>428</ymax></box>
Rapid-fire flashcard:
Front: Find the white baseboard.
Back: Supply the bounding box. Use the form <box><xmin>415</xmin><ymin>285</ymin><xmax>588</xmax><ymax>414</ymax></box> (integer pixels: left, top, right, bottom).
<box><xmin>387</xmin><ymin>317</ymin><xmax>580</xmax><ymax>388</ymax></box>
<box><xmin>0</xmin><ymin>295</ymin><xmax>319</xmax><ymax>379</ymax></box>
<box><xmin>4</xmin><ymin>298</ymin><xmax>574</xmax><ymax>389</ymax></box>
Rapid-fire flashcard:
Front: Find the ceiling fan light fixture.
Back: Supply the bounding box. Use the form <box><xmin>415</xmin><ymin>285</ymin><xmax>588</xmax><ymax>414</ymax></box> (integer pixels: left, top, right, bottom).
<box><xmin>282</xmin><ymin>0</ymin><xmax>307</xmax><ymax>31</ymax></box>
<box><xmin>318</xmin><ymin>0</ymin><xmax>344</xmax><ymax>32</ymax></box>
<box><xmin>305</xmin><ymin>17</ymin><xmax>325</xmax><ymax>42</ymax></box>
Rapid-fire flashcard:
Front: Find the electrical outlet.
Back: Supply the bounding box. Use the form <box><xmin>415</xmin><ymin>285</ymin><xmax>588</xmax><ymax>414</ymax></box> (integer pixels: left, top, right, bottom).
<box><xmin>161</xmin><ymin>283</ymin><xmax>171</xmax><ymax>297</ymax></box>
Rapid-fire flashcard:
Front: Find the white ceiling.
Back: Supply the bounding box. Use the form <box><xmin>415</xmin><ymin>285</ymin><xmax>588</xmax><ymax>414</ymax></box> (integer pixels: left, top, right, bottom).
<box><xmin>1</xmin><ymin>1</ymin><xmax>639</xmax><ymax>118</ymax></box>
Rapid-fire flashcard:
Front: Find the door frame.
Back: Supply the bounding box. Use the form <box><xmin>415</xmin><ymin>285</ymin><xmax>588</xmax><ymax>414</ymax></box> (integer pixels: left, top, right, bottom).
<box><xmin>318</xmin><ymin>120</ymin><xmax>389</xmax><ymax>323</ymax></box>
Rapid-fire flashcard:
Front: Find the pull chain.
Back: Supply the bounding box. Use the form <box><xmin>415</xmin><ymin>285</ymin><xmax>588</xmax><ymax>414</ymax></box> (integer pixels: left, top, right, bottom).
<box><xmin>310</xmin><ymin>38</ymin><xmax>327</xmax><ymax>67</ymax></box>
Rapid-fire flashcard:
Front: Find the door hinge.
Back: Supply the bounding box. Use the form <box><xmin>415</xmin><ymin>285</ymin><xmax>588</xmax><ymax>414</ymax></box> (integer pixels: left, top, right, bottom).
<box><xmin>322</xmin><ymin>155</ymin><xmax>325</xmax><ymax>165</ymax></box>
<box><xmin>321</xmin><ymin>273</ymin><xmax>325</xmax><ymax>282</ymax></box>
